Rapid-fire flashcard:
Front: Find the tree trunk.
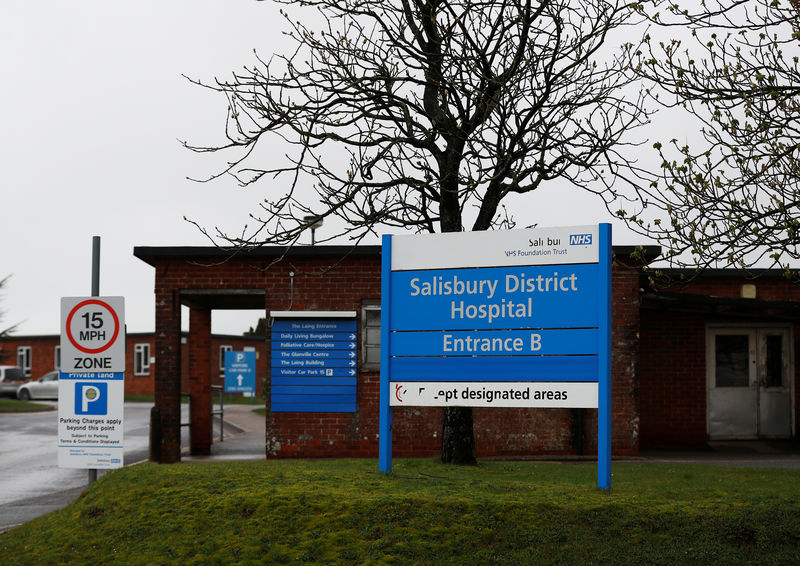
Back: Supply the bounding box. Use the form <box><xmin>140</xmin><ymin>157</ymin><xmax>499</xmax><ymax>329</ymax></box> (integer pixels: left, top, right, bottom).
<box><xmin>441</xmin><ymin>406</ymin><xmax>477</xmax><ymax>465</ymax></box>
<box><xmin>437</xmin><ymin>149</ymin><xmax>477</xmax><ymax>465</ymax></box>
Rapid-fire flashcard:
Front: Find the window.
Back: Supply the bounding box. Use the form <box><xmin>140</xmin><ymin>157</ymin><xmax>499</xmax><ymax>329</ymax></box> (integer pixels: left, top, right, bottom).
<box><xmin>714</xmin><ymin>334</ymin><xmax>750</xmax><ymax>387</ymax></box>
<box><xmin>54</xmin><ymin>346</ymin><xmax>61</xmax><ymax>370</ymax></box>
<box><xmin>17</xmin><ymin>346</ymin><xmax>31</xmax><ymax>377</ymax></box>
<box><xmin>764</xmin><ymin>334</ymin><xmax>784</xmax><ymax>388</ymax></box>
<box><xmin>134</xmin><ymin>343</ymin><xmax>151</xmax><ymax>376</ymax></box>
<box><xmin>362</xmin><ymin>303</ymin><xmax>381</xmax><ymax>367</ymax></box>
<box><xmin>220</xmin><ymin>345</ymin><xmax>233</xmax><ymax>372</ymax></box>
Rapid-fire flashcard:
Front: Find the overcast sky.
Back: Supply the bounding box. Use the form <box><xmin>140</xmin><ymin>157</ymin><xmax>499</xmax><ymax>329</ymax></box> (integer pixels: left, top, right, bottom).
<box><xmin>1</xmin><ymin>1</ymin><xmax>656</xmax><ymax>337</ymax></box>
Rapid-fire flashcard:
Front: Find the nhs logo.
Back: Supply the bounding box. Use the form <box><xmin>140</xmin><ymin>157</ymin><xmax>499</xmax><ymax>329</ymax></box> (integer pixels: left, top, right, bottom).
<box><xmin>569</xmin><ymin>233</ymin><xmax>592</xmax><ymax>246</ymax></box>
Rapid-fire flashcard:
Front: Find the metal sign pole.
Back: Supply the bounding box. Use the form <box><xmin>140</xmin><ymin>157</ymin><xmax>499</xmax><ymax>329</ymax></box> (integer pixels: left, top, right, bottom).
<box><xmin>88</xmin><ymin>236</ymin><xmax>100</xmax><ymax>486</ymax></box>
<box><xmin>58</xmin><ymin>240</ymin><xmax>125</xmax><ymax>478</ymax></box>
<box><xmin>378</xmin><ymin>234</ymin><xmax>393</xmax><ymax>472</ymax></box>
<box><xmin>597</xmin><ymin>223</ymin><xmax>612</xmax><ymax>490</ymax></box>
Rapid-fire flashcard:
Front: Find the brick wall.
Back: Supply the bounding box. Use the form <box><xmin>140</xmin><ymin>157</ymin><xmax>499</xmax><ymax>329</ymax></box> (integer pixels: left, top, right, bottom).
<box><xmin>667</xmin><ymin>274</ymin><xmax>800</xmax><ymax>302</ymax></box>
<box><xmin>609</xmin><ymin>265</ymin><xmax>643</xmax><ymax>456</ymax></box>
<box><xmin>0</xmin><ymin>336</ymin><xmax>58</xmax><ymax>379</ymax></box>
<box><xmin>0</xmin><ymin>334</ymin><xmax>164</xmax><ymax>384</ymax></box>
<box><xmin>141</xmin><ymin>248</ymin><xmax>644</xmax><ymax>461</ymax></box>
<box><xmin>639</xmin><ymin>310</ymin><xmax>709</xmax><ymax>446</ymax></box>
<box><xmin>639</xmin><ymin>273</ymin><xmax>800</xmax><ymax>447</ymax></box>
<box><xmin>0</xmin><ymin>333</ymin><xmax>266</xmax><ymax>397</ymax></box>
<box><xmin>261</xmin><ymin>255</ymin><xmax>385</xmax><ymax>457</ymax></box>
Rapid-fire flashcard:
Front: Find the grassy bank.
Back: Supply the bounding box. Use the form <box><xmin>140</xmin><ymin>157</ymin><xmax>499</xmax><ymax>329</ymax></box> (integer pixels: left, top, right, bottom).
<box><xmin>2</xmin><ymin>459</ymin><xmax>799</xmax><ymax>565</ymax></box>
<box><xmin>0</xmin><ymin>398</ymin><xmax>54</xmax><ymax>412</ymax></box>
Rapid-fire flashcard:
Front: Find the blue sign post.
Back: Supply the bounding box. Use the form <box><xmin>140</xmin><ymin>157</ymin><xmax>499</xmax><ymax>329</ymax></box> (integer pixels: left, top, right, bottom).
<box><xmin>379</xmin><ymin>225</ymin><xmax>613</xmax><ymax>490</ymax></box>
<box><xmin>224</xmin><ymin>350</ymin><xmax>256</xmax><ymax>394</ymax></box>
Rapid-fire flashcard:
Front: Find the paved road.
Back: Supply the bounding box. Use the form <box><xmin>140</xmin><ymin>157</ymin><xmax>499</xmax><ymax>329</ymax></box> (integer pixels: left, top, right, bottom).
<box><xmin>0</xmin><ymin>402</ymin><xmax>159</xmax><ymax>531</ymax></box>
<box><xmin>0</xmin><ymin>402</ymin><xmax>263</xmax><ymax>532</ymax></box>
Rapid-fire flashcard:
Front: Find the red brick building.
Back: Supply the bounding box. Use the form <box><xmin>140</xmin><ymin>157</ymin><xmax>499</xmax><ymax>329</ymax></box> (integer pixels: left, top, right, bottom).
<box><xmin>0</xmin><ymin>333</ymin><xmax>267</xmax><ymax>397</ymax></box>
<box><xmin>131</xmin><ymin>244</ymin><xmax>799</xmax><ymax>464</ymax></box>
<box><xmin>640</xmin><ymin>270</ymin><xmax>800</xmax><ymax>447</ymax></box>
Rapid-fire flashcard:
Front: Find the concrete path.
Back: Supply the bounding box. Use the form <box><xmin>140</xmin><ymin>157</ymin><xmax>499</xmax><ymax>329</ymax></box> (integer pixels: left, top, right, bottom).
<box><xmin>183</xmin><ymin>403</ymin><xmax>266</xmax><ymax>462</ymax></box>
<box><xmin>639</xmin><ymin>440</ymin><xmax>800</xmax><ymax>469</ymax></box>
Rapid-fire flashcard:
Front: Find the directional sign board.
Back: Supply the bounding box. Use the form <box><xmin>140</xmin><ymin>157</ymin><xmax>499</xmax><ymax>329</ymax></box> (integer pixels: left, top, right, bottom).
<box><xmin>270</xmin><ymin>316</ymin><xmax>357</xmax><ymax>412</ymax></box>
<box><xmin>225</xmin><ymin>350</ymin><xmax>256</xmax><ymax>394</ymax></box>
<box><xmin>379</xmin><ymin>225</ymin><xmax>612</xmax><ymax>489</ymax></box>
<box><xmin>59</xmin><ymin>296</ymin><xmax>125</xmax><ymax>469</ymax></box>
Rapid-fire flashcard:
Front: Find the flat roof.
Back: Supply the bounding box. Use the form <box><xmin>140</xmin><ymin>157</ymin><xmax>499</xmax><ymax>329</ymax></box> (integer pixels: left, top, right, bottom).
<box><xmin>642</xmin><ymin>291</ymin><xmax>800</xmax><ymax>320</ymax></box>
<box><xmin>133</xmin><ymin>245</ymin><xmax>382</xmax><ymax>266</ymax></box>
<box><xmin>134</xmin><ymin>243</ymin><xmax>661</xmax><ymax>266</ymax></box>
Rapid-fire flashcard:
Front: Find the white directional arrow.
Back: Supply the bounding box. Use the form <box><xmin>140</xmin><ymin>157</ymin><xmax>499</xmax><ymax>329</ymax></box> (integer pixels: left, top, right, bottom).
<box><xmin>349</xmin><ymin>351</ymin><xmax>356</xmax><ymax>358</ymax></box>
<box><xmin>349</xmin><ymin>369</ymin><xmax>356</xmax><ymax>376</ymax></box>
<box><xmin>349</xmin><ymin>360</ymin><xmax>356</xmax><ymax>367</ymax></box>
<box><xmin>348</xmin><ymin>342</ymin><xmax>356</xmax><ymax>348</ymax></box>
<box><xmin>237</xmin><ymin>374</ymin><xmax>244</xmax><ymax>386</ymax></box>
<box><xmin>349</xmin><ymin>334</ymin><xmax>356</xmax><ymax>340</ymax></box>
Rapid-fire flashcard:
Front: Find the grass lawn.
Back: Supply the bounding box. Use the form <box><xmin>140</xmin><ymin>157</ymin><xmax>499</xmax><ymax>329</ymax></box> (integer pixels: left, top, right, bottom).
<box><xmin>0</xmin><ymin>397</ymin><xmax>54</xmax><ymax>412</ymax></box>
<box><xmin>1</xmin><ymin>459</ymin><xmax>799</xmax><ymax>565</ymax></box>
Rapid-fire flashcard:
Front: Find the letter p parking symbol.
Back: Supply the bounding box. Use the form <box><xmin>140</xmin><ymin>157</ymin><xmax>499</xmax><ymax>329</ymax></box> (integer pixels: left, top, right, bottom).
<box><xmin>75</xmin><ymin>382</ymin><xmax>108</xmax><ymax>415</ymax></box>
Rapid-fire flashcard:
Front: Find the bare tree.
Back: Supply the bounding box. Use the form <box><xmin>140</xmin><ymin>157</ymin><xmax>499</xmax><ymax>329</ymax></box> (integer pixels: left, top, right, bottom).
<box><xmin>0</xmin><ymin>276</ymin><xmax>18</xmax><ymax>363</ymax></box>
<box><xmin>186</xmin><ymin>0</ymin><xmax>650</xmax><ymax>463</ymax></box>
<box><xmin>0</xmin><ymin>276</ymin><xmax>16</xmax><ymax>337</ymax></box>
<box><xmin>622</xmin><ymin>0</ymin><xmax>800</xmax><ymax>278</ymax></box>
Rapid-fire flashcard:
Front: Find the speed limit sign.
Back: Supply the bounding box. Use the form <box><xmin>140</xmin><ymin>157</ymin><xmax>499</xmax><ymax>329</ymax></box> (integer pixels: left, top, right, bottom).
<box><xmin>60</xmin><ymin>297</ymin><xmax>125</xmax><ymax>372</ymax></box>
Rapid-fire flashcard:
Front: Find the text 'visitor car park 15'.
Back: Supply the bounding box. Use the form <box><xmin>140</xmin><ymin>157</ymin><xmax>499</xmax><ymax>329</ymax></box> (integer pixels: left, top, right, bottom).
<box><xmin>16</xmin><ymin>371</ymin><xmax>59</xmax><ymax>401</ymax></box>
<box><xmin>0</xmin><ymin>366</ymin><xmax>27</xmax><ymax>397</ymax></box>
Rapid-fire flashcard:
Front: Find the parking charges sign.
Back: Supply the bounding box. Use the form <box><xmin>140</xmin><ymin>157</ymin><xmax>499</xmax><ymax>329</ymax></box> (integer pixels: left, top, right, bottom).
<box><xmin>57</xmin><ymin>372</ymin><xmax>125</xmax><ymax>469</ymax></box>
<box><xmin>58</xmin><ymin>297</ymin><xmax>125</xmax><ymax>470</ymax></box>
<box><xmin>379</xmin><ymin>225</ymin><xmax>613</xmax><ymax>489</ymax></box>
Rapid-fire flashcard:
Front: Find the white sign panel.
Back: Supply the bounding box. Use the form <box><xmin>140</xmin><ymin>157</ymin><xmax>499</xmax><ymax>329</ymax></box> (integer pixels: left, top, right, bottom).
<box><xmin>391</xmin><ymin>225</ymin><xmax>599</xmax><ymax>270</ymax></box>
<box><xmin>57</xmin><ymin>372</ymin><xmax>125</xmax><ymax>469</ymax></box>
<box><xmin>60</xmin><ymin>297</ymin><xmax>125</xmax><ymax>373</ymax></box>
<box><xmin>59</xmin><ymin>296</ymin><xmax>125</xmax><ymax>469</ymax></box>
<box><xmin>389</xmin><ymin>382</ymin><xmax>598</xmax><ymax>408</ymax></box>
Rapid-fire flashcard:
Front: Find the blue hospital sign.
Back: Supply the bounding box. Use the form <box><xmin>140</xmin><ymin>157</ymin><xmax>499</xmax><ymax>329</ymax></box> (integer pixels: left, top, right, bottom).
<box><xmin>379</xmin><ymin>225</ymin><xmax>613</xmax><ymax>489</ymax></box>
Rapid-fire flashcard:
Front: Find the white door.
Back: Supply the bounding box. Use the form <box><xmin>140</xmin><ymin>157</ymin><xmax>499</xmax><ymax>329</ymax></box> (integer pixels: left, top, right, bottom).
<box><xmin>757</xmin><ymin>330</ymin><xmax>793</xmax><ymax>438</ymax></box>
<box><xmin>707</xmin><ymin>327</ymin><xmax>793</xmax><ymax>439</ymax></box>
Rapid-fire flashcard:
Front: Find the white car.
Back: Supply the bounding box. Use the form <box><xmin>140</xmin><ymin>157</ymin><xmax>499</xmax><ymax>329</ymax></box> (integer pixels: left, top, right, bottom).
<box><xmin>0</xmin><ymin>366</ymin><xmax>26</xmax><ymax>397</ymax></box>
<box><xmin>16</xmin><ymin>371</ymin><xmax>59</xmax><ymax>401</ymax></box>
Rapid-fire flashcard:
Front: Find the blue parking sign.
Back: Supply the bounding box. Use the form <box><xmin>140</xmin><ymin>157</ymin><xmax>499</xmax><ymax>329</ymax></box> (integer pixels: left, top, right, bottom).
<box><xmin>74</xmin><ymin>381</ymin><xmax>108</xmax><ymax>415</ymax></box>
<box><xmin>225</xmin><ymin>351</ymin><xmax>256</xmax><ymax>393</ymax></box>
